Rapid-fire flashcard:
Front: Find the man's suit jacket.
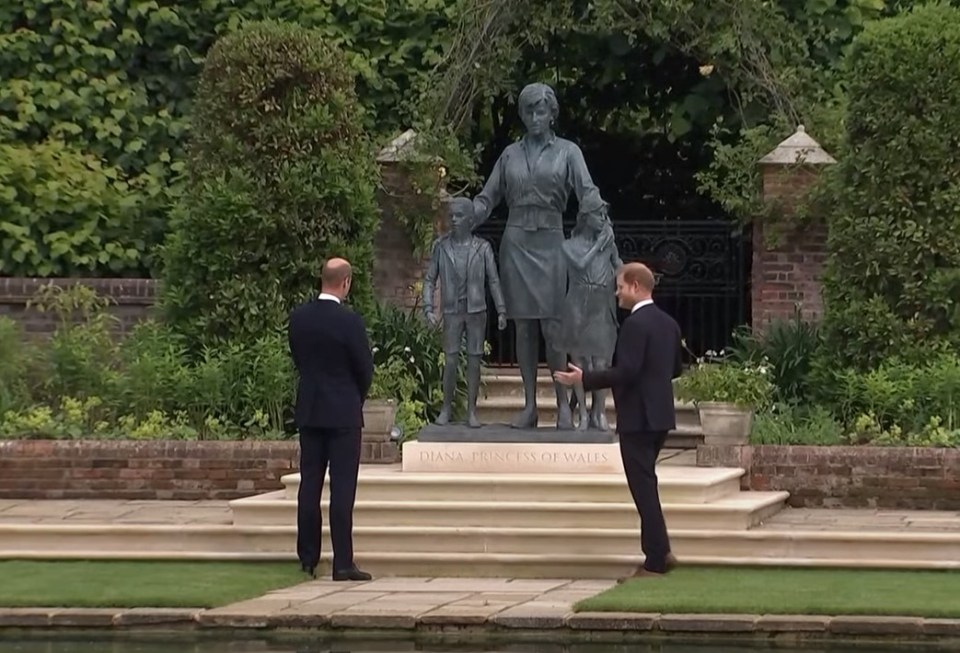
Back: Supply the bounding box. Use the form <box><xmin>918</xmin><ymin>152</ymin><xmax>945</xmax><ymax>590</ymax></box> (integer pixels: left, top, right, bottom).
<box><xmin>288</xmin><ymin>298</ymin><xmax>374</xmax><ymax>430</ymax></box>
<box><xmin>582</xmin><ymin>303</ymin><xmax>683</xmax><ymax>434</ymax></box>
<box><xmin>422</xmin><ymin>235</ymin><xmax>506</xmax><ymax>315</ymax></box>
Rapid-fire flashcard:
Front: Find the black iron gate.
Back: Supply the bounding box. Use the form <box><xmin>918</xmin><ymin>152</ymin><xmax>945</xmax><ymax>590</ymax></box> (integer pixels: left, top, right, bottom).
<box><xmin>475</xmin><ymin>218</ymin><xmax>751</xmax><ymax>367</ymax></box>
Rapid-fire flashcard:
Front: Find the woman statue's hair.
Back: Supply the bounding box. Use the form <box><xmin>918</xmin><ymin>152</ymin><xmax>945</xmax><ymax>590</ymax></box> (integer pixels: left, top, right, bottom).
<box><xmin>517</xmin><ymin>83</ymin><xmax>560</xmax><ymax>120</ymax></box>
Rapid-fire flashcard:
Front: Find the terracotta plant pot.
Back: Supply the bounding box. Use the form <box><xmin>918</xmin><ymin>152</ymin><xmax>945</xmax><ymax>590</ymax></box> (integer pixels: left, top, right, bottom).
<box><xmin>697</xmin><ymin>401</ymin><xmax>753</xmax><ymax>446</ymax></box>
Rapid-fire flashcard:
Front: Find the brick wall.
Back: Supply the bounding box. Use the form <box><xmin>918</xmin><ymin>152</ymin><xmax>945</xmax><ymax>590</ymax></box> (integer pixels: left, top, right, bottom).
<box><xmin>0</xmin><ymin>440</ymin><xmax>299</xmax><ymax>500</ymax></box>
<box><xmin>374</xmin><ymin>162</ymin><xmax>442</xmax><ymax>311</ymax></box>
<box><xmin>698</xmin><ymin>444</ymin><xmax>960</xmax><ymax>510</ymax></box>
<box><xmin>0</xmin><ymin>278</ymin><xmax>157</xmax><ymax>336</ymax></box>
<box><xmin>0</xmin><ymin>439</ymin><xmax>402</xmax><ymax>500</ymax></box>
<box><xmin>0</xmin><ymin>439</ymin><xmax>401</xmax><ymax>500</ymax></box>
<box><xmin>751</xmin><ymin>166</ymin><xmax>829</xmax><ymax>329</ymax></box>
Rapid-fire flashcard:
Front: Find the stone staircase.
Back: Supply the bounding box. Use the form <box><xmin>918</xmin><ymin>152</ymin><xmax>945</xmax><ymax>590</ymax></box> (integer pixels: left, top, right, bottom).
<box><xmin>477</xmin><ymin>370</ymin><xmax>702</xmax><ymax>447</ymax></box>
<box><xmin>4</xmin><ymin>463</ymin><xmax>959</xmax><ymax>574</ymax></box>
<box><xmin>0</xmin><ymin>467</ymin><xmax>784</xmax><ymax>576</ymax></box>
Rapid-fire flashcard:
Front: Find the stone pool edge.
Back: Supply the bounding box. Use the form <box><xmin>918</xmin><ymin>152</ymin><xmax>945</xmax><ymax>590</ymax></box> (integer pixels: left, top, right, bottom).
<box><xmin>1</xmin><ymin>608</ymin><xmax>960</xmax><ymax>643</ymax></box>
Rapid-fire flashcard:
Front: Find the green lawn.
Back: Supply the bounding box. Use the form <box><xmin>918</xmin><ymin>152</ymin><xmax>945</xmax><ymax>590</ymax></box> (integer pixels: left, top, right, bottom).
<box><xmin>576</xmin><ymin>567</ymin><xmax>960</xmax><ymax>618</ymax></box>
<box><xmin>0</xmin><ymin>561</ymin><xmax>305</xmax><ymax>608</ymax></box>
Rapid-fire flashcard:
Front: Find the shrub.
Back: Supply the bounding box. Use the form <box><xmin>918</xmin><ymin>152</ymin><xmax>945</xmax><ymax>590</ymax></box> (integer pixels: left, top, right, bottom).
<box><xmin>0</xmin><ymin>141</ymin><xmax>147</xmax><ymax>277</ymax></box>
<box><xmin>675</xmin><ymin>355</ymin><xmax>775</xmax><ymax>409</ymax></box>
<box><xmin>820</xmin><ymin>354</ymin><xmax>960</xmax><ymax>437</ymax></box>
<box><xmin>161</xmin><ymin>20</ymin><xmax>380</xmax><ymax>349</ymax></box>
<box><xmin>28</xmin><ymin>284</ymin><xmax>120</xmax><ymax>404</ymax></box>
<box><xmin>820</xmin><ymin>4</ymin><xmax>960</xmax><ymax>367</ymax></box>
<box><xmin>0</xmin><ymin>318</ymin><xmax>34</xmax><ymax>415</ymax></box>
<box><xmin>751</xmin><ymin>404</ymin><xmax>845</xmax><ymax>446</ymax></box>
<box><xmin>367</xmin><ymin>301</ymin><xmax>460</xmax><ymax>436</ymax></box>
<box><xmin>729</xmin><ymin>308</ymin><xmax>822</xmax><ymax>404</ymax></box>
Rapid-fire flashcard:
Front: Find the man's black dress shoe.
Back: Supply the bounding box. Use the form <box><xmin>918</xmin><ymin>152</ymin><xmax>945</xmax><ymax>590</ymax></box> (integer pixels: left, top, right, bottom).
<box><xmin>300</xmin><ymin>563</ymin><xmax>317</xmax><ymax>579</ymax></box>
<box><xmin>332</xmin><ymin>565</ymin><xmax>372</xmax><ymax>581</ymax></box>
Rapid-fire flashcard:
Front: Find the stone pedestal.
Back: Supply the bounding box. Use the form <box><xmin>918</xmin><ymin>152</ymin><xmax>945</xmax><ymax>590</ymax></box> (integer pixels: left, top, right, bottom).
<box><xmin>402</xmin><ymin>440</ymin><xmax>623</xmax><ymax>474</ymax></box>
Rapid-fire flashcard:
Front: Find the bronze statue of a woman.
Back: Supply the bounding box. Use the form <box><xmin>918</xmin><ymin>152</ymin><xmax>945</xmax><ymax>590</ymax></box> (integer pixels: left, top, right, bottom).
<box><xmin>473</xmin><ymin>82</ymin><xmax>612</xmax><ymax>430</ymax></box>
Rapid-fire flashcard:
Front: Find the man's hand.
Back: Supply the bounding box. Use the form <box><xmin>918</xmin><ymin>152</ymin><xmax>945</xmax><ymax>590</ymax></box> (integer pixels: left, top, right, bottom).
<box><xmin>497</xmin><ymin>313</ymin><xmax>507</xmax><ymax>330</ymax></box>
<box><xmin>425</xmin><ymin>311</ymin><xmax>439</xmax><ymax>328</ymax></box>
<box><xmin>553</xmin><ymin>363</ymin><xmax>583</xmax><ymax>386</ymax></box>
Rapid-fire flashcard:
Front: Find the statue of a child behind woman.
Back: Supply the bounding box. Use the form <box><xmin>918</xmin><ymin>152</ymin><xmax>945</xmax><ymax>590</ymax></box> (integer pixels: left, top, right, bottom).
<box><xmin>559</xmin><ymin>198</ymin><xmax>623</xmax><ymax>431</ymax></box>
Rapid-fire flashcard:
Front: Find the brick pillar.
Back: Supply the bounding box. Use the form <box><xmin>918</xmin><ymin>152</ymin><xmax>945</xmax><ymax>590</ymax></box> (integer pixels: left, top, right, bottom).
<box><xmin>374</xmin><ymin>130</ymin><xmax>444</xmax><ymax>310</ymax></box>
<box><xmin>752</xmin><ymin>125</ymin><xmax>836</xmax><ymax>330</ymax></box>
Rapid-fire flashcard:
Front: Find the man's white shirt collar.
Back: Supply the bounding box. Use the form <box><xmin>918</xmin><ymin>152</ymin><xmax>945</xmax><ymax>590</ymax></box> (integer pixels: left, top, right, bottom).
<box><xmin>318</xmin><ymin>293</ymin><xmax>341</xmax><ymax>304</ymax></box>
<box><xmin>631</xmin><ymin>299</ymin><xmax>654</xmax><ymax>313</ymax></box>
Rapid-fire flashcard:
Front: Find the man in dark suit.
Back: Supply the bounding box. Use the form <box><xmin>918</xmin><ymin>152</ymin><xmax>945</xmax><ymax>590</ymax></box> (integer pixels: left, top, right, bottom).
<box><xmin>288</xmin><ymin>257</ymin><xmax>373</xmax><ymax>582</ymax></box>
<box><xmin>555</xmin><ymin>262</ymin><xmax>683</xmax><ymax>578</ymax></box>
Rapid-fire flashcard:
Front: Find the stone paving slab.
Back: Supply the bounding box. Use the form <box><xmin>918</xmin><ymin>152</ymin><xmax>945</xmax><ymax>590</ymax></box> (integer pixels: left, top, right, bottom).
<box><xmin>760</xmin><ymin>507</ymin><xmax>960</xmax><ymax>532</ymax></box>
<box><xmin>2</xmin><ymin>601</ymin><xmax>959</xmax><ymax>642</ymax></box>
<box><xmin>0</xmin><ymin>499</ymin><xmax>232</xmax><ymax>525</ymax></box>
<box><xmin>3</xmin><ymin>499</ymin><xmax>957</xmax><ymax>533</ymax></box>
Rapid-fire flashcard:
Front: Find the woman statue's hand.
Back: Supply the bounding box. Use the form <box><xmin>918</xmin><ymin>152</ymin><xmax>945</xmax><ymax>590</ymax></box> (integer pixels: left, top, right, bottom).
<box><xmin>598</xmin><ymin>224</ymin><xmax>615</xmax><ymax>249</ymax></box>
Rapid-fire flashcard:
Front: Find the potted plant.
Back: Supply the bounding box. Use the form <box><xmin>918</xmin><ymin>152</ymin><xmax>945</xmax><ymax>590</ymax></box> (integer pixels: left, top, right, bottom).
<box><xmin>675</xmin><ymin>353</ymin><xmax>774</xmax><ymax>445</ymax></box>
<box><xmin>365</xmin><ymin>356</ymin><xmax>404</xmax><ymax>442</ymax></box>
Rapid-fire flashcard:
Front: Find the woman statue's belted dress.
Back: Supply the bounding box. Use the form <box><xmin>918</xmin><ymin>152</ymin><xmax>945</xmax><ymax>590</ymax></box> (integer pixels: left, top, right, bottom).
<box><xmin>473</xmin><ymin>134</ymin><xmax>606</xmax><ymax>429</ymax></box>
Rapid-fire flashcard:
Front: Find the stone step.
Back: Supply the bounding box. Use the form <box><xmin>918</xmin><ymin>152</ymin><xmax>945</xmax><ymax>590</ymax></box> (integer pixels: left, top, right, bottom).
<box><xmin>229</xmin><ymin>490</ymin><xmax>790</xmax><ymax>531</ymax></box>
<box><xmin>3</xmin><ymin>525</ymin><xmax>957</xmax><ymax>575</ymax></box>
<box><xmin>476</xmin><ymin>374</ymin><xmax>701</xmax><ymax>441</ymax></box>
<box><xmin>481</xmin><ymin>373</ymin><xmax>694</xmax><ymax>406</ymax></box>
<box><xmin>483</xmin><ymin>372</ymin><xmax>689</xmax><ymax>396</ymax></box>
<box><xmin>278</xmin><ymin>467</ymin><xmax>745</xmax><ymax>504</ymax></box>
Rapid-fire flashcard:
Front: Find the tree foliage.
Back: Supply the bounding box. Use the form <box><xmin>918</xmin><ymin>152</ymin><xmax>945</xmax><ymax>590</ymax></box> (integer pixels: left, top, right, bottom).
<box><xmin>407</xmin><ymin>0</ymin><xmax>892</xmax><ymax>234</ymax></box>
<box><xmin>161</xmin><ymin>21</ymin><xmax>380</xmax><ymax>349</ymax></box>
<box><xmin>820</xmin><ymin>3</ymin><xmax>960</xmax><ymax>368</ymax></box>
<box><xmin>0</xmin><ymin>0</ymin><xmax>455</xmax><ymax>277</ymax></box>
<box><xmin>0</xmin><ymin>140</ymin><xmax>145</xmax><ymax>276</ymax></box>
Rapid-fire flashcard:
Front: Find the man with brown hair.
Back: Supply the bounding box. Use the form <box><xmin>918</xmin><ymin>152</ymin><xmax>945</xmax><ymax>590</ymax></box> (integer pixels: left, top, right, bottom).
<box><xmin>288</xmin><ymin>257</ymin><xmax>373</xmax><ymax>582</ymax></box>
<box><xmin>555</xmin><ymin>262</ymin><xmax>683</xmax><ymax>578</ymax></box>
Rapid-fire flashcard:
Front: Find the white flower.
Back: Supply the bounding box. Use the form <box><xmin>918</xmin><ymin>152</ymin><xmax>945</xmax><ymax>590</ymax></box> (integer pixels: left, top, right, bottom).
<box><xmin>372</xmin><ymin>346</ymin><xmax>380</xmax><ymax>353</ymax></box>
<box><xmin>404</xmin><ymin>346</ymin><xmax>412</xmax><ymax>353</ymax></box>
<box><xmin>705</xmin><ymin>350</ymin><xmax>716</xmax><ymax>357</ymax></box>
<box><xmin>409</xmin><ymin>357</ymin><xmax>415</xmax><ymax>364</ymax></box>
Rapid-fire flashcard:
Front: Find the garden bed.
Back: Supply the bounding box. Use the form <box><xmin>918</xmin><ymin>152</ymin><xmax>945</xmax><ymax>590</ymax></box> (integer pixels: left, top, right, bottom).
<box><xmin>697</xmin><ymin>444</ymin><xmax>960</xmax><ymax>510</ymax></box>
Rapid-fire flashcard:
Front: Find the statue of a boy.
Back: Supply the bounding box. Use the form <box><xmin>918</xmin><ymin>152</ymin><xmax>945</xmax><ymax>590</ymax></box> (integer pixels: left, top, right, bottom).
<box><xmin>423</xmin><ymin>197</ymin><xmax>507</xmax><ymax>427</ymax></box>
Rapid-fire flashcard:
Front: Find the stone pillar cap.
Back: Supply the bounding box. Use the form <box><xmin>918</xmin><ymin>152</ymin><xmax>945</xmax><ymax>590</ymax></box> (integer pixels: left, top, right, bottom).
<box><xmin>759</xmin><ymin>124</ymin><xmax>836</xmax><ymax>165</ymax></box>
<box><xmin>377</xmin><ymin>129</ymin><xmax>420</xmax><ymax>163</ymax></box>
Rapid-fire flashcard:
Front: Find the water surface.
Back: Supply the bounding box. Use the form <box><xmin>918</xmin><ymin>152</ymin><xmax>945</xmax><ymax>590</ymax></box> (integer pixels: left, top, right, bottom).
<box><xmin>0</xmin><ymin>635</ymin><xmax>933</xmax><ymax>653</ymax></box>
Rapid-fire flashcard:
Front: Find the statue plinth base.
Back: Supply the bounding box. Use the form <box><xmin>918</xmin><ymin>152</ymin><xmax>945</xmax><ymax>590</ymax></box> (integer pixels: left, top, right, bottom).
<box><xmin>403</xmin><ymin>424</ymin><xmax>621</xmax><ymax>474</ymax></box>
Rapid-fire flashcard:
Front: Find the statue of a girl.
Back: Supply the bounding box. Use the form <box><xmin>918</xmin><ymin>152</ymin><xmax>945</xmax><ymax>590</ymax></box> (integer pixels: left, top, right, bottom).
<box><xmin>559</xmin><ymin>197</ymin><xmax>623</xmax><ymax>431</ymax></box>
<box><xmin>472</xmin><ymin>82</ymin><xmax>612</xmax><ymax>431</ymax></box>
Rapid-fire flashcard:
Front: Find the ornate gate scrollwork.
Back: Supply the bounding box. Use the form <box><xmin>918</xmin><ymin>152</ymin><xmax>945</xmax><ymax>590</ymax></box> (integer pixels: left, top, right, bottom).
<box><xmin>476</xmin><ymin>218</ymin><xmax>751</xmax><ymax>366</ymax></box>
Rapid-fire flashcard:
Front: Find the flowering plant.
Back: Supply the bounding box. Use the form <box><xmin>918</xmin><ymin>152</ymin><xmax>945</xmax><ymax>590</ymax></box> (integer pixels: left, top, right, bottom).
<box><xmin>675</xmin><ymin>349</ymin><xmax>775</xmax><ymax>409</ymax></box>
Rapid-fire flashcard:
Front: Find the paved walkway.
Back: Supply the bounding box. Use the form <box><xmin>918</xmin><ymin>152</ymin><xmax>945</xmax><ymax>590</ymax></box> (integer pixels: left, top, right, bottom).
<box><xmin>3</xmin><ymin>497</ymin><xmax>958</xmax><ymax>533</ymax></box>
<box><xmin>203</xmin><ymin>577</ymin><xmax>614</xmax><ymax>628</ymax></box>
